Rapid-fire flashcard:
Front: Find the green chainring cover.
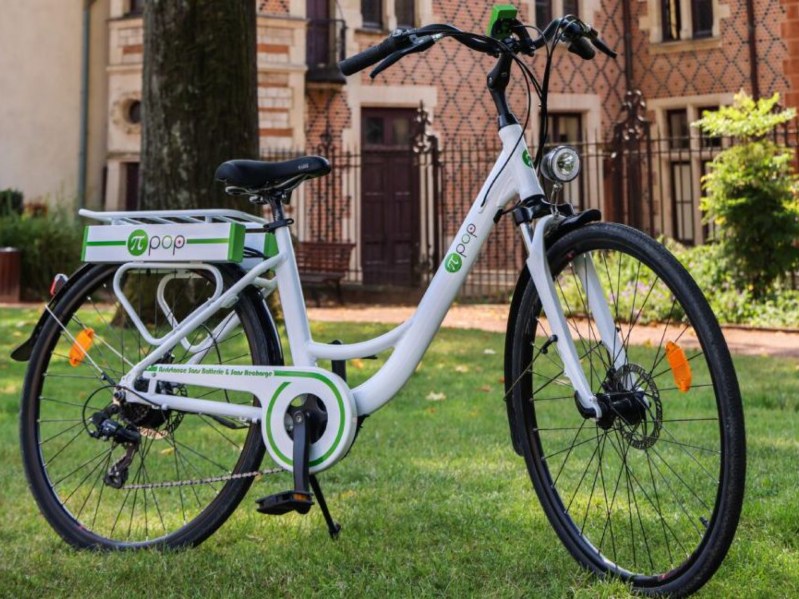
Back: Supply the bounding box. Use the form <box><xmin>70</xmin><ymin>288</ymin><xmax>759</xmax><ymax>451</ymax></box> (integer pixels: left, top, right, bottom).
<box><xmin>486</xmin><ymin>4</ymin><xmax>518</xmax><ymax>39</ymax></box>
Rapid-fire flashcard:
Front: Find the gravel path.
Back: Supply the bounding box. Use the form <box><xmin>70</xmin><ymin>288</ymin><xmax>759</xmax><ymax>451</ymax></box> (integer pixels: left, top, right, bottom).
<box><xmin>308</xmin><ymin>304</ymin><xmax>799</xmax><ymax>358</ymax></box>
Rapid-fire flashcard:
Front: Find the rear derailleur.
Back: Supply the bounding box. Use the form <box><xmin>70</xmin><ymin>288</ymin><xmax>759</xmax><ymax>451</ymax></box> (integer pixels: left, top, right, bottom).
<box><xmin>88</xmin><ymin>404</ymin><xmax>141</xmax><ymax>489</ymax></box>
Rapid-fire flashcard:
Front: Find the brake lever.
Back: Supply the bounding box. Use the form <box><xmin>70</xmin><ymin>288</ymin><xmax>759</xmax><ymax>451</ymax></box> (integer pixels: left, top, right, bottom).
<box><xmin>369</xmin><ymin>35</ymin><xmax>436</xmax><ymax>78</ymax></box>
<box><xmin>561</xmin><ymin>17</ymin><xmax>617</xmax><ymax>60</ymax></box>
<box><xmin>587</xmin><ymin>28</ymin><xmax>617</xmax><ymax>59</ymax></box>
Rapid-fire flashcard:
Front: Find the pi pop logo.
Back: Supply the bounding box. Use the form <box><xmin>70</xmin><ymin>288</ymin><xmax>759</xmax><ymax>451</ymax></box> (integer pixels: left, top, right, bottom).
<box><xmin>127</xmin><ymin>229</ymin><xmax>186</xmax><ymax>257</ymax></box>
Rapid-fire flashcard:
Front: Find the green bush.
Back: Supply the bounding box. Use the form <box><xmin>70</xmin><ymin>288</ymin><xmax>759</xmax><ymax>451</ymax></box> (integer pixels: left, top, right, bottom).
<box><xmin>557</xmin><ymin>238</ymin><xmax>799</xmax><ymax>328</ymax></box>
<box><xmin>671</xmin><ymin>241</ymin><xmax>799</xmax><ymax>328</ymax></box>
<box><xmin>694</xmin><ymin>92</ymin><xmax>799</xmax><ymax>299</ymax></box>
<box><xmin>0</xmin><ymin>210</ymin><xmax>83</xmax><ymax>300</ymax></box>
<box><xmin>0</xmin><ymin>188</ymin><xmax>23</xmax><ymax>216</ymax></box>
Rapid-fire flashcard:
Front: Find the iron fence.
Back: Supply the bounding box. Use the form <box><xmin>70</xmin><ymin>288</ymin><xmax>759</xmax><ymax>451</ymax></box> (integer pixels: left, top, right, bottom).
<box><xmin>266</xmin><ymin>113</ymin><xmax>799</xmax><ymax>302</ymax></box>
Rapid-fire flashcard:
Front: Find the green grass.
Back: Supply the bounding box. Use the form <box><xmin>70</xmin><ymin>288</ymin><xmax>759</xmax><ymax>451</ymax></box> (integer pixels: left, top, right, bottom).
<box><xmin>0</xmin><ymin>307</ymin><xmax>797</xmax><ymax>597</ymax></box>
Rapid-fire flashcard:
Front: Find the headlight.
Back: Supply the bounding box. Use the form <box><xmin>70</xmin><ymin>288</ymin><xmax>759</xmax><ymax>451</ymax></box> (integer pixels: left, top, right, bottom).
<box><xmin>541</xmin><ymin>146</ymin><xmax>581</xmax><ymax>183</ymax></box>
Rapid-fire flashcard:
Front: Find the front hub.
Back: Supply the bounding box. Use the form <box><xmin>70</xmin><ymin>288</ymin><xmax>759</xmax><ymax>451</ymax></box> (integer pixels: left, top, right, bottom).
<box><xmin>596</xmin><ymin>363</ymin><xmax>662</xmax><ymax>449</ymax></box>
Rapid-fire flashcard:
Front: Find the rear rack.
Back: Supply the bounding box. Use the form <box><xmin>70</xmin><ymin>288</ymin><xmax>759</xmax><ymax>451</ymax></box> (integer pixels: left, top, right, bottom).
<box><xmin>79</xmin><ymin>208</ymin><xmax>267</xmax><ymax>228</ymax></box>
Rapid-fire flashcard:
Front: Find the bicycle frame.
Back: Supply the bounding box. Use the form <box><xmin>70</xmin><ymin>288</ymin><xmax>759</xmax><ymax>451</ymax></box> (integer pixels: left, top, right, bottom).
<box><xmin>111</xmin><ymin>122</ymin><xmax>616</xmax><ymax>434</ymax></box>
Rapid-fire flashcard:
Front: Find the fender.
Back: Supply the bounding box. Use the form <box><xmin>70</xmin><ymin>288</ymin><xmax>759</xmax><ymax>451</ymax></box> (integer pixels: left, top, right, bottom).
<box><xmin>10</xmin><ymin>263</ymin><xmax>285</xmax><ymax>367</ymax></box>
<box><xmin>10</xmin><ymin>263</ymin><xmax>95</xmax><ymax>362</ymax></box>
<box><xmin>503</xmin><ymin>209</ymin><xmax>601</xmax><ymax>455</ymax></box>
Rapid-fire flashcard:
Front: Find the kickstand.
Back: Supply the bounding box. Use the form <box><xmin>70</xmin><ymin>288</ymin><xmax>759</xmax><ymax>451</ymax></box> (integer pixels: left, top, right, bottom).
<box><xmin>310</xmin><ymin>475</ymin><xmax>341</xmax><ymax>539</ymax></box>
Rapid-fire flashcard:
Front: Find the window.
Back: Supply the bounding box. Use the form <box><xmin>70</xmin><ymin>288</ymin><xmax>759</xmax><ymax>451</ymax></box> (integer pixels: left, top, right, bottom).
<box><xmin>547</xmin><ymin>113</ymin><xmax>582</xmax><ymax>144</ymax></box>
<box><xmin>670</xmin><ymin>161</ymin><xmax>695</xmax><ymax>244</ymax></box>
<box><xmin>661</xmin><ymin>0</ymin><xmax>681</xmax><ymax>41</ymax></box>
<box><xmin>692</xmin><ymin>0</ymin><xmax>713</xmax><ymax>38</ymax></box>
<box><xmin>562</xmin><ymin>0</ymin><xmax>579</xmax><ymax>17</ymax></box>
<box><xmin>361</xmin><ymin>0</ymin><xmax>383</xmax><ymax>29</ymax></box>
<box><xmin>396</xmin><ymin>0</ymin><xmax>415</xmax><ymax>28</ymax></box>
<box><xmin>697</xmin><ymin>105</ymin><xmax>721</xmax><ymax>148</ymax></box>
<box><xmin>667</xmin><ymin>109</ymin><xmax>689</xmax><ymax>149</ymax></box>
<box><xmin>127</xmin><ymin>100</ymin><xmax>142</xmax><ymax>125</ymax></box>
<box><xmin>660</xmin><ymin>0</ymin><xmax>713</xmax><ymax>42</ymax></box>
<box><xmin>125</xmin><ymin>162</ymin><xmax>140</xmax><ymax>211</ymax></box>
<box><xmin>128</xmin><ymin>0</ymin><xmax>144</xmax><ymax>15</ymax></box>
<box><xmin>545</xmin><ymin>113</ymin><xmax>584</xmax><ymax>207</ymax></box>
<box><xmin>533</xmin><ymin>1</ymin><xmax>579</xmax><ymax>28</ymax></box>
<box><xmin>535</xmin><ymin>1</ymin><xmax>552</xmax><ymax>27</ymax></box>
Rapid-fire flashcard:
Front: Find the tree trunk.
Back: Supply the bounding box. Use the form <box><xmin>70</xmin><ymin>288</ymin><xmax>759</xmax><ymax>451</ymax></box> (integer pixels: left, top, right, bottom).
<box><xmin>140</xmin><ymin>0</ymin><xmax>259</xmax><ymax>211</ymax></box>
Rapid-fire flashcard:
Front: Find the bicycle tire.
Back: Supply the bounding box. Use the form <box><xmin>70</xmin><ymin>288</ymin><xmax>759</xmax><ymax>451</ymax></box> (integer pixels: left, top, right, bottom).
<box><xmin>505</xmin><ymin>222</ymin><xmax>745</xmax><ymax>596</ymax></box>
<box><xmin>20</xmin><ymin>263</ymin><xmax>282</xmax><ymax>549</ymax></box>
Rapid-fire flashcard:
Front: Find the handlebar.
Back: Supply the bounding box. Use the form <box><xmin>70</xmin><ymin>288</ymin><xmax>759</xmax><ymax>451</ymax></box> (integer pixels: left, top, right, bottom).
<box><xmin>338</xmin><ymin>16</ymin><xmax>616</xmax><ymax>78</ymax></box>
<box><xmin>339</xmin><ymin>29</ymin><xmax>411</xmax><ymax>76</ymax></box>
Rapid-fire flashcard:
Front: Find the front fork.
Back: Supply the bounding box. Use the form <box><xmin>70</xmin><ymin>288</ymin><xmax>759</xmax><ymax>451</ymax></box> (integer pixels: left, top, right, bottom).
<box><xmin>521</xmin><ymin>215</ymin><xmax>628</xmax><ymax>419</ymax></box>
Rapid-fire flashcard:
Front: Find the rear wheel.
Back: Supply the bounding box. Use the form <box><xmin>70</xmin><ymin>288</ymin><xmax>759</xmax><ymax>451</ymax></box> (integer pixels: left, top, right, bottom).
<box><xmin>506</xmin><ymin>223</ymin><xmax>745</xmax><ymax>596</ymax></box>
<box><xmin>20</xmin><ymin>263</ymin><xmax>281</xmax><ymax>549</ymax></box>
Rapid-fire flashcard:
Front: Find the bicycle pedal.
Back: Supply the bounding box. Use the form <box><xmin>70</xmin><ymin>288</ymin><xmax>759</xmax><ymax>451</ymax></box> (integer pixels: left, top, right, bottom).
<box><xmin>256</xmin><ymin>490</ymin><xmax>313</xmax><ymax>515</ymax></box>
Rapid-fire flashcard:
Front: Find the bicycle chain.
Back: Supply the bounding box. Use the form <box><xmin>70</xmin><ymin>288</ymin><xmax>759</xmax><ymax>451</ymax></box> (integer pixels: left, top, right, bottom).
<box><xmin>122</xmin><ymin>466</ymin><xmax>283</xmax><ymax>490</ymax></box>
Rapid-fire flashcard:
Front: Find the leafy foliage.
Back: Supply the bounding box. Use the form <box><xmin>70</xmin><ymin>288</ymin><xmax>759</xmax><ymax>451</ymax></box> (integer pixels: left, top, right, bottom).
<box><xmin>693</xmin><ymin>92</ymin><xmax>799</xmax><ymax>298</ymax></box>
<box><xmin>0</xmin><ymin>188</ymin><xmax>24</xmax><ymax>216</ymax></box>
<box><xmin>0</xmin><ymin>211</ymin><xmax>83</xmax><ymax>300</ymax></box>
<box><xmin>670</xmin><ymin>241</ymin><xmax>799</xmax><ymax>327</ymax></box>
<box><xmin>558</xmin><ymin>239</ymin><xmax>799</xmax><ymax>327</ymax></box>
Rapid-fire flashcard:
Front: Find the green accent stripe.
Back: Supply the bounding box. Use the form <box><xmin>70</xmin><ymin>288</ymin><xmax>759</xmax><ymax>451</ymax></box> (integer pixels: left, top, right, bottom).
<box><xmin>264</xmin><ymin>232</ymin><xmax>278</xmax><ymax>258</ymax></box>
<box><xmin>227</xmin><ymin>223</ymin><xmax>245</xmax><ymax>262</ymax></box>
<box><xmin>271</xmin><ymin>370</ymin><xmax>346</xmax><ymax>467</ymax></box>
<box><xmin>186</xmin><ymin>237</ymin><xmax>229</xmax><ymax>245</ymax></box>
<box><xmin>85</xmin><ymin>240</ymin><xmax>126</xmax><ymax>246</ymax></box>
<box><xmin>267</xmin><ymin>382</ymin><xmax>292</xmax><ymax>464</ymax></box>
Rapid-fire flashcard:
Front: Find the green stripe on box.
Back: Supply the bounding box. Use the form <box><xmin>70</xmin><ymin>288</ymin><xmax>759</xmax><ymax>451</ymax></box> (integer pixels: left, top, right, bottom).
<box><xmin>81</xmin><ymin>226</ymin><xmax>89</xmax><ymax>261</ymax></box>
<box><xmin>186</xmin><ymin>237</ymin><xmax>229</xmax><ymax>245</ymax></box>
<box><xmin>227</xmin><ymin>223</ymin><xmax>245</xmax><ymax>262</ymax></box>
<box><xmin>85</xmin><ymin>240</ymin><xmax>126</xmax><ymax>246</ymax></box>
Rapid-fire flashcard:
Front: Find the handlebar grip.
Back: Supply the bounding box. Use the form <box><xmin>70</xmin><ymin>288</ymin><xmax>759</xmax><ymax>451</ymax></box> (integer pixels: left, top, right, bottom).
<box><xmin>567</xmin><ymin>36</ymin><xmax>595</xmax><ymax>60</ymax></box>
<box><xmin>339</xmin><ymin>33</ymin><xmax>407</xmax><ymax>76</ymax></box>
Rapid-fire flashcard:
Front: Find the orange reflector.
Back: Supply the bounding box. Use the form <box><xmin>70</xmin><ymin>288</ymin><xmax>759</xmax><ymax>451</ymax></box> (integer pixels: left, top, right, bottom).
<box><xmin>69</xmin><ymin>328</ymin><xmax>95</xmax><ymax>367</ymax></box>
<box><xmin>665</xmin><ymin>341</ymin><xmax>691</xmax><ymax>392</ymax></box>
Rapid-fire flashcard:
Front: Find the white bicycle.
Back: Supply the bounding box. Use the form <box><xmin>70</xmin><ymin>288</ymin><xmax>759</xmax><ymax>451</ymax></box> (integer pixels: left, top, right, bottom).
<box><xmin>14</xmin><ymin>10</ymin><xmax>744</xmax><ymax>597</ymax></box>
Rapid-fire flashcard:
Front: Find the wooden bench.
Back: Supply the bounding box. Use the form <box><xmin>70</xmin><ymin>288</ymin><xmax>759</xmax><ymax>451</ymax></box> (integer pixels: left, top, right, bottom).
<box><xmin>295</xmin><ymin>241</ymin><xmax>355</xmax><ymax>305</ymax></box>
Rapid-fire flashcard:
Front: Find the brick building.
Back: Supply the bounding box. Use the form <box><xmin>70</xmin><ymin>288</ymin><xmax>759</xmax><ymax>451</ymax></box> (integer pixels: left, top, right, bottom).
<box><xmin>2</xmin><ymin>0</ymin><xmax>799</xmax><ymax>295</ymax></box>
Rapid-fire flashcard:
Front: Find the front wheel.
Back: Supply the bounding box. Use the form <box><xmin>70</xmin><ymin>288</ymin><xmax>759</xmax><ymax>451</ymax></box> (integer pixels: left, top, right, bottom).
<box><xmin>505</xmin><ymin>223</ymin><xmax>745</xmax><ymax>596</ymax></box>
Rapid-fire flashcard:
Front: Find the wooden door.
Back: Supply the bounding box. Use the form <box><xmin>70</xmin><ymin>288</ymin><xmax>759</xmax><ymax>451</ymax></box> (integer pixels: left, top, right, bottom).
<box><xmin>360</xmin><ymin>108</ymin><xmax>418</xmax><ymax>286</ymax></box>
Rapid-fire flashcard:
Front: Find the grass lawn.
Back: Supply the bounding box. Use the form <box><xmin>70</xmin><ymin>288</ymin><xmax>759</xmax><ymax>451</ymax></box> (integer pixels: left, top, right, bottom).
<box><xmin>0</xmin><ymin>306</ymin><xmax>797</xmax><ymax>597</ymax></box>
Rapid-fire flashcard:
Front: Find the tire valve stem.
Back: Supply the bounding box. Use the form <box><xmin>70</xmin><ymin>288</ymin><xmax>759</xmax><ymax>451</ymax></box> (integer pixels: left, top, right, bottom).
<box><xmin>540</xmin><ymin>335</ymin><xmax>557</xmax><ymax>355</ymax></box>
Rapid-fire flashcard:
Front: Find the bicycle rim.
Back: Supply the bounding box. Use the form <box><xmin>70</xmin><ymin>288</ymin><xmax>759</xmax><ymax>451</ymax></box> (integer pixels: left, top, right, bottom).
<box><xmin>508</xmin><ymin>223</ymin><xmax>745</xmax><ymax>595</ymax></box>
<box><xmin>20</xmin><ymin>263</ymin><xmax>276</xmax><ymax>548</ymax></box>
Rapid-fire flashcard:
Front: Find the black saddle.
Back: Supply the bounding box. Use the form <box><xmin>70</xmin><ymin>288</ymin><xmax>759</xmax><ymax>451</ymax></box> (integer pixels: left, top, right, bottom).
<box><xmin>215</xmin><ymin>156</ymin><xmax>330</xmax><ymax>195</ymax></box>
